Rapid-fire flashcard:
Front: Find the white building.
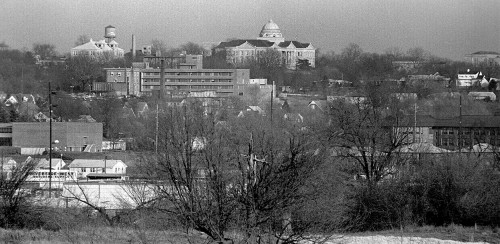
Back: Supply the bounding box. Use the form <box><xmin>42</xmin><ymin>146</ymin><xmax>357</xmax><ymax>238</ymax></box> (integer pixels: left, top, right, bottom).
<box><xmin>214</xmin><ymin>20</ymin><xmax>316</xmax><ymax>69</ymax></box>
<box><xmin>68</xmin><ymin>159</ymin><xmax>127</xmax><ymax>178</ymax></box>
<box><xmin>456</xmin><ymin>69</ymin><xmax>483</xmax><ymax>87</ymax></box>
<box><xmin>70</xmin><ymin>25</ymin><xmax>124</xmax><ymax>58</ymax></box>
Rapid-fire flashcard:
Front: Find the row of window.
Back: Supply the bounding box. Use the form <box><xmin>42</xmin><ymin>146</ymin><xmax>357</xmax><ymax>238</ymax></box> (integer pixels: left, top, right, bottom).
<box><xmin>145</xmin><ymin>85</ymin><xmax>233</xmax><ymax>90</ymax></box>
<box><xmin>437</xmin><ymin>138</ymin><xmax>500</xmax><ymax>147</ymax></box>
<box><xmin>436</xmin><ymin>130</ymin><xmax>500</xmax><ymax>136</ymax></box>
<box><xmin>143</xmin><ymin>72</ymin><xmax>232</xmax><ymax>76</ymax></box>
<box><xmin>231</xmin><ymin>49</ymin><xmax>314</xmax><ymax>57</ymax></box>
<box><xmin>143</xmin><ymin>79</ymin><xmax>233</xmax><ymax>83</ymax></box>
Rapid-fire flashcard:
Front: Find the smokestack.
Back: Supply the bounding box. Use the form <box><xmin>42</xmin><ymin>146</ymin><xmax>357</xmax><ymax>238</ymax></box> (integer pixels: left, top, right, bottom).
<box><xmin>132</xmin><ymin>34</ymin><xmax>136</xmax><ymax>59</ymax></box>
<box><xmin>160</xmin><ymin>59</ymin><xmax>165</xmax><ymax>100</ymax></box>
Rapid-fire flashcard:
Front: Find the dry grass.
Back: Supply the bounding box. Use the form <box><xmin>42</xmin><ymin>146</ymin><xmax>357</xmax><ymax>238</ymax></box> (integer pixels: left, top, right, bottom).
<box><xmin>1</xmin><ymin>225</ymin><xmax>498</xmax><ymax>244</ymax></box>
<box><xmin>0</xmin><ymin>227</ymin><xmax>207</xmax><ymax>244</ymax></box>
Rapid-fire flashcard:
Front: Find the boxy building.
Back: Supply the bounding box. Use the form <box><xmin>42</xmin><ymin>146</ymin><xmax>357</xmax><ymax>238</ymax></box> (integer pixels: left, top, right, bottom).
<box><xmin>9</xmin><ymin>122</ymin><xmax>103</xmax><ymax>153</ymax></box>
<box><xmin>101</xmin><ymin>54</ymin><xmax>252</xmax><ymax>97</ymax></box>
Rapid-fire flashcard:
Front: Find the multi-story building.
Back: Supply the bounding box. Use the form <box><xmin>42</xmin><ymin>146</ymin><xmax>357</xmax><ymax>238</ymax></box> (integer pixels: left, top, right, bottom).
<box><xmin>213</xmin><ymin>20</ymin><xmax>316</xmax><ymax>69</ymax></box>
<box><xmin>101</xmin><ymin>55</ymin><xmax>254</xmax><ymax>97</ymax></box>
<box><xmin>70</xmin><ymin>26</ymin><xmax>124</xmax><ymax>58</ymax></box>
<box><xmin>464</xmin><ymin>51</ymin><xmax>500</xmax><ymax>66</ymax></box>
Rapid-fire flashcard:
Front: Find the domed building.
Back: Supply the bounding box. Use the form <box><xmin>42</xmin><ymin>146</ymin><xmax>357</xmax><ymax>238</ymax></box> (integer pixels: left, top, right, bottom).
<box><xmin>214</xmin><ymin>20</ymin><xmax>315</xmax><ymax>69</ymax></box>
<box><xmin>257</xmin><ymin>19</ymin><xmax>285</xmax><ymax>43</ymax></box>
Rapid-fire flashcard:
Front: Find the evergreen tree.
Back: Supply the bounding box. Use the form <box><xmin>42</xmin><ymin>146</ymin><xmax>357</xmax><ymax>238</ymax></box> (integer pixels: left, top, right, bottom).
<box><xmin>0</xmin><ymin>104</ymin><xmax>10</xmax><ymax>122</ymax></box>
<box><xmin>9</xmin><ymin>109</ymin><xmax>19</xmax><ymax>122</ymax></box>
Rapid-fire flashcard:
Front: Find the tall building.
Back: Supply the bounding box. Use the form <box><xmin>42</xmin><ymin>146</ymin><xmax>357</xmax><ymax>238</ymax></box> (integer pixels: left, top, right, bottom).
<box><xmin>70</xmin><ymin>25</ymin><xmax>124</xmax><ymax>58</ymax></box>
<box><xmin>100</xmin><ymin>55</ymin><xmax>253</xmax><ymax>97</ymax></box>
<box><xmin>213</xmin><ymin>20</ymin><xmax>316</xmax><ymax>69</ymax></box>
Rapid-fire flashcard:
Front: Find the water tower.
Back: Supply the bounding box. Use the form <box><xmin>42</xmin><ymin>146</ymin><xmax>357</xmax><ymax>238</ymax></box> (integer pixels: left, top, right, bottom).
<box><xmin>104</xmin><ymin>25</ymin><xmax>116</xmax><ymax>42</ymax></box>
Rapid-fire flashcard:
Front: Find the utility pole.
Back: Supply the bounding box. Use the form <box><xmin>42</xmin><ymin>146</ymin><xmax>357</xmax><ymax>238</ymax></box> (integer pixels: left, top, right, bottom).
<box><xmin>270</xmin><ymin>81</ymin><xmax>274</xmax><ymax>122</ymax></box>
<box><xmin>48</xmin><ymin>81</ymin><xmax>53</xmax><ymax>197</ymax></box>
<box><xmin>413</xmin><ymin>102</ymin><xmax>417</xmax><ymax>143</ymax></box>
<box><xmin>459</xmin><ymin>94</ymin><xmax>462</xmax><ymax>152</ymax></box>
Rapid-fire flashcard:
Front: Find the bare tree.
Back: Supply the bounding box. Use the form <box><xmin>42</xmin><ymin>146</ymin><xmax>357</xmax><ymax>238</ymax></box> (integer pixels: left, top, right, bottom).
<box><xmin>146</xmin><ymin>102</ymin><xmax>237</xmax><ymax>242</ymax></box>
<box><xmin>229</xmin><ymin>116</ymin><xmax>323</xmax><ymax>243</ymax></box>
<box><xmin>75</xmin><ymin>35</ymin><xmax>90</xmax><ymax>46</ymax></box>
<box><xmin>324</xmin><ymin>84</ymin><xmax>413</xmax><ymax>188</ymax></box>
<box><xmin>0</xmin><ymin>157</ymin><xmax>38</xmax><ymax>228</ymax></box>
<box><xmin>33</xmin><ymin>43</ymin><xmax>57</xmax><ymax>59</ymax></box>
<box><xmin>151</xmin><ymin>39</ymin><xmax>169</xmax><ymax>56</ymax></box>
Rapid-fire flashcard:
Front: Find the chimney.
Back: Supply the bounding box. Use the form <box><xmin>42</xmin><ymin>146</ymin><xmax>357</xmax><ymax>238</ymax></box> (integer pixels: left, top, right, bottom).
<box><xmin>132</xmin><ymin>34</ymin><xmax>136</xmax><ymax>59</ymax></box>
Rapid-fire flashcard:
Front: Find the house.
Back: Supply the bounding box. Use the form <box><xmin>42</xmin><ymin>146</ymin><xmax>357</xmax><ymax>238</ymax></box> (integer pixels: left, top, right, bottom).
<box><xmin>4</xmin><ymin>94</ymin><xmax>35</xmax><ymax>107</ymax></box>
<box><xmin>456</xmin><ymin>69</ymin><xmax>483</xmax><ymax>87</ymax></box>
<box><xmin>283</xmin><ymin>113</ymin><xmax>304</xmax><ymax>123</ymax></box>
<box><xmin>307</xmin><ymin>100</ymin><xmax>327</xmax><ymax>111</ymax></box>
<box><xmin>328</xmin><ymin>79</ymin><xmax>352</xmax><ymax>87</ymax></box>
<box><xmin>35</xmin><ymin>158</ymin><xmax>66</xmax><ymax>170</ymax></box>
<box><xmin>237</xmin><ymin>106</ymin><xmax>265</xmax><ymax>117</ymax></box>
<box><xmin>34</xmin><ymin>112</ymin><xmax>50</xmax><ymax>122</ymax></box>
<box><xmin>26</xmin><ymin>157</ymin><xmax>76</xmax><ymax>185</ymax></box>
<box><xmin>327</xmin><ymin>94</ymin><xmax>367</xmax><ymax>104</ymax></box>
<box><xmin>0</xmin><ymin>157</ymin><xmax>18</xmax><ymax>179</ymax></box>
<box><xmin>68</xmin><ymin>159</ymin><xmax>127</xmax><ymax>178</ymax></box>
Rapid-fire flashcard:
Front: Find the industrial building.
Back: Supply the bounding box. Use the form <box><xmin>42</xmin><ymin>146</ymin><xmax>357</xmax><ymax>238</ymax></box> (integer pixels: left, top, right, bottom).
<box><xmin>0</xmin><ymin>122</ymin><xmax>103</xmax><ymax>154</ymax></box>
<box><xmin>99</xmin><ymin>54</ymin><xmax>276</xmax><ymax>98</ymax></box>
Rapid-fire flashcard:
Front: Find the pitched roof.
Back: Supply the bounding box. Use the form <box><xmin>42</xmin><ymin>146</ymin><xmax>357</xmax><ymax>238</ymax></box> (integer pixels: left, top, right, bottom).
<box><xmin>393</xmin><ymin>115</ymin><xmax>500</xmax><ymax>128</ymax></box>
<box><xmin>216</xmin><ymin>39</ymin><xmax>274</xmax><ymax>48</ymax></box>
<box><xmin>72</xmin><ymin>40</ymin><xmax>100</xmax><ymax>50</ymax></box>
<box><xmin>471</xmin><ymin>51</ymin><xmax>500</xmax><ymax>55</ymax></box>
<box><xmin>76</xmin><ymin>115</ymin><xmax>97</xmax><ymax>123</ymax></box>
<box><xmin>35</xmin><ymin>158</ymin><xmax>65</xmax><ymax>169</ymax></box>
<box><xmin>68</xmin><ymin>159</ymin><xmax>126</xmax><ymax>169</ymax></box>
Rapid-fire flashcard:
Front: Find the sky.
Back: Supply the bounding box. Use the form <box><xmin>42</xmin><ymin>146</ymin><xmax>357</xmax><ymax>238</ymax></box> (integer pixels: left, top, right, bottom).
<box><xmin>1</xmin><ymin>0</ymin><xmax>499</xmax><ymax>60</ymax></box>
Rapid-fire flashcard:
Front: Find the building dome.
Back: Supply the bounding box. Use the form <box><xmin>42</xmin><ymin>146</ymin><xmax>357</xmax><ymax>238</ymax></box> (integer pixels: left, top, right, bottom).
<box><xmin>259</xmin><ymin>19</ymin><xmax>283</xmax><ymax>38</ymax></box>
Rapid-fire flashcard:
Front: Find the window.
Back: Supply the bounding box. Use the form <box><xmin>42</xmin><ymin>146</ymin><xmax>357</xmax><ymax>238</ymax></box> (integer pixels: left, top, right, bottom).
<box><xmin>118</xmin><ymin>73</ymin><xmax>122</xmax><ymax>77</ymax></box>
<box><xmin>110</xmin><ymin>72</ymin><xmax>114</xmax><ymax>76</ymax></box>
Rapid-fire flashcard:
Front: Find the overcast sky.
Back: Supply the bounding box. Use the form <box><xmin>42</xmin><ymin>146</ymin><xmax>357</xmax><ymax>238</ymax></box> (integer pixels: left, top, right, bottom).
<box><xmin>1</xmin><ymin>0</ymin><xmax>499</xmax><ymax>60</ymax></box>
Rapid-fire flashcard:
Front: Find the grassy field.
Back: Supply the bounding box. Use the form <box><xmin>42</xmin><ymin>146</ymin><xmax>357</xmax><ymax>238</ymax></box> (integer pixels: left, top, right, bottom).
<box><xmin>0</xmin><ymin>225</ymin><xmax>497</xmax><ymax>244</ymax></box>
<box><xmin>0</xmin><ymin>227</ymin><xmax>206</xmax><ymax>244</ymax></box>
